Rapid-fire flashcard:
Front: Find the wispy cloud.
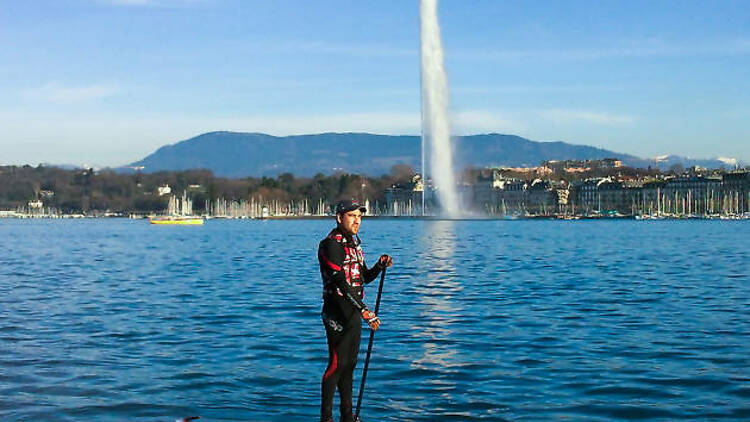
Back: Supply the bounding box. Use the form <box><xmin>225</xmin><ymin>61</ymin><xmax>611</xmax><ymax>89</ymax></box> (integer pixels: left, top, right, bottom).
<box><xmin>297</xmin><ymin>41</ymin><xmax>414</xmax><ymax>58</ymax></box>
<box><xmin>453</xmin><ymin>38</ymin><xmax>750</xmax><ymax>62</ymax></box>
<box><xmin>0</xmin><ymin>108</ymin><xmax>527</xmax><ymax>165</ymax></box>
<box><xmin>724</xmin><ymin>108</ymin><xmax>750</xmax><ymax>119</ymax></box>
<box><xmin>539</xmin><ymin>109</ymin><xmax>636</xmax><ymax>126</ymax></box>
<box><xmin>106</xmin><ymin>0</ymin><xmax>151</xmax><ymax>5</ymax></box>
<box><xmin>236</xmin><ymin>40</ymin><xmax>415</xmax><ymax>58</ymax></box>
<box><xmin>98</xmin><ymin>0</ymin><xmax>208</xmax><ymax>7</ymax></box>
<box><xmin>452</xmin><ymin>110</ymin><xmax>526</xmax><ymax>135</ymax></box>
<box><xmin>452</xmin><ymin>84</ymin><xmax>626</xmax><ymax>95</ymax></box>
<box><xmin>25</xmin><ymin>83</ymin><xmax>120</xmax><ymax>103</ymax></box>
<box><xmin>232</xmin><ymin>37</ymin><xmax>750</xmax><ymax>62</ymax></box>
<box><xmin>218</xmin><ymin>112</ymin><xmax>421</xmax><ymax>135</ymax></box>
<box><xmin>226</xmin><ymin>110</ymin><xmax>524</xmax><ymax>136</ymax></box>
<box><xmin>3</xmin><ymin>108</ymin><xmax>748</xmax><ymax>167</ymax></box>
<box><xmin>0</xmin><ymin>111</ymin><xmax>422</xmax><ymax>166</ymax></box>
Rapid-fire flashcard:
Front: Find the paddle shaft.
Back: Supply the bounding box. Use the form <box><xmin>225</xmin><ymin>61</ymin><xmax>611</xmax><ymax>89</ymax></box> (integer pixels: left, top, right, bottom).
<box><xmin>354</xmin><ymin>267</ymin><xmax>386</xmax><ymax>420</ymax></box>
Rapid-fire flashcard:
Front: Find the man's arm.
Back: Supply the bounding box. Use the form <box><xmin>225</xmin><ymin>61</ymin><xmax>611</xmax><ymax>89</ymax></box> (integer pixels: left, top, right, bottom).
<box><xmin>363</xmin><ymin>254</ymin><xmax>392</xmax><ymax>284</ymax></box>
<box><xmin>319</xmin><ymin>239</ymin><xmax>368</xmax><ymax>312</ymax></box>
<box><xmin>362</xmin><ymin>260</ymin><xmax>383</xmax><ymax>284</ymax></box>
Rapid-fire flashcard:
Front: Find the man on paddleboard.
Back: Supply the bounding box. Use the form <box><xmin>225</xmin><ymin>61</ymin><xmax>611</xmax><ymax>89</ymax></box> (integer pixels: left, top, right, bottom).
<box><xmin>318</xmin><ymin>199</ymin><xmax>393</xmax><ymax>422</ymax></box>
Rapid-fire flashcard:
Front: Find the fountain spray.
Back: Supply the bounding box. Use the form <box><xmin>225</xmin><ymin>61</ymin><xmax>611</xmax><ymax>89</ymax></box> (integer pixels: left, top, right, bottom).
<box><xmin>420</xmin><ymin>0</ymin><xmax>460</xmax><ymax>218</ymax></box>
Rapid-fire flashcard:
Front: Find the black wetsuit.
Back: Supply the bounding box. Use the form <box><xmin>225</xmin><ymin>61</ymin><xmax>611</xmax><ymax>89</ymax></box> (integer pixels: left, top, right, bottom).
<box><xmin>318</xmin><ymin>228</ymin><xmax>383</xmax><ymax>422</ymax></box>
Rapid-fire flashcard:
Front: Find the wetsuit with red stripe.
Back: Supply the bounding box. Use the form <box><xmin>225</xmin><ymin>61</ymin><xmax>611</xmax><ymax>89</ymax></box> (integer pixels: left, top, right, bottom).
<box><xmin>318</xmin><ymin>228</ymin><xmax>383</xmax><ymax>422</ymax></box>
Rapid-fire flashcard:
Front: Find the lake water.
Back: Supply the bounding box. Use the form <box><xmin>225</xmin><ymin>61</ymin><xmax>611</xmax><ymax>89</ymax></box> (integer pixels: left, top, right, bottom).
<box><xmin>0</xmin><ymin>218</ymin><xmax>748</xmax><ymax>421</ymax></box>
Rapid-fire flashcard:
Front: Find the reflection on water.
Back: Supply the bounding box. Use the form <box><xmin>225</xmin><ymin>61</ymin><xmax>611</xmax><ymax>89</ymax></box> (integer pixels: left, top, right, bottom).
<box><xmin>412</xmin><ymin>221</ymin><xmax>462</xmax><ymax>370</ymax></box>
<box><xmin>421</xmin><ymin>220</ymin><xmax>457</xmax><ymax>268</ymax></box>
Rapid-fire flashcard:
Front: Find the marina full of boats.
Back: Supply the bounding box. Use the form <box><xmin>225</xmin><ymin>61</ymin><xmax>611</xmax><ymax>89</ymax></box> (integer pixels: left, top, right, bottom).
<box><xmin>2</xmin><ymin>209</ymin><xmax>749</xmax><ymax>221</ymax></box>
<box><xmin>2</xmin><ymin>189</ymin><xmax>749</xmax><ymax>221</ymax></box>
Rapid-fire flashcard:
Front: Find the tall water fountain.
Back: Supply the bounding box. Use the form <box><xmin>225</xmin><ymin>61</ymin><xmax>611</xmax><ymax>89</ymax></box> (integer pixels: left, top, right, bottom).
<box><xmin>420</xmin><ymin>0</ymin><xmax>461</xmax><ymax>218</ymax></box>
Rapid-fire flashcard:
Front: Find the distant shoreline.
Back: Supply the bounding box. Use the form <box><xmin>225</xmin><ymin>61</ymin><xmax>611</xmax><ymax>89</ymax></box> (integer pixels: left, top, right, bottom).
<box><xmin>2</xmin><ymin>214</ymin><xmax>749</xmax><ymax>221</ymax></box>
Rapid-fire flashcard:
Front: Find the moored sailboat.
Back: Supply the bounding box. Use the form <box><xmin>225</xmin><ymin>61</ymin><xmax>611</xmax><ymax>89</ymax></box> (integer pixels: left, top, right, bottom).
<box><xmin>149</xmin><ymin>193</ymin><xmax>204</xmax><ymax>225</ymax></box>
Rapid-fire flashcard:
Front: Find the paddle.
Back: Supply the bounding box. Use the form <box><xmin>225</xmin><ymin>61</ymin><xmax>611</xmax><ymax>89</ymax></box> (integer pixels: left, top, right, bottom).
<box><xmin>354</xmin><ymin>266</ymin><xmax>387</xmax><ymax>421</ymax></box>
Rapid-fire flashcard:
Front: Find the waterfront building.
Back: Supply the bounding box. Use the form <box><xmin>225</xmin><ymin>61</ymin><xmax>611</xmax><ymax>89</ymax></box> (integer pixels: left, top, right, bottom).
<box><xmin>472</xmin><ymin>170</ymin><xmax>529</xmax><ymax>215</ymax></box>
<box><xmin>572</xmin><ymin>178</ymin><xmax>639</xmax><ymax>215</ymax></box>
<box><xmin>573</xmin><ymin>175</ymin><xmax>727</xmax><ymax>217</ymax></box>
<box><xmin>662</xmin><ymin>175</ymin><xmax>723</xmax><ymax>215</ymax></box>
<box><xmin>722</xmin><ymin>171</ymin><xmax>750</xmax><ymax>214</ymax></box>
<box><xmin>641</xmin><ymin>180</ymin><xmax>667</xmax><ymax>215</ymax></box>
<box><xmin>472</xmin><ymin>170</ymin><xmax>565</xmax><ymax>216</ymax></box>
<box><xmin>526</xmin><ymin>179</ymin><xmax>559</xmax><ymax>215</ymax></box>
<box><xmin>385</xmin><ymin>175</ymin><xmax>427</xmax><ymax>216</ymax></box>
<box><xmin>599</xmin><ymin>179</ymin><xmax>641</xmax><ymax>215</ymax></box>
<box><xmin>574</xmin><ymin>178</ymin><xmax>606</xmax><ymax>214</ymax></box>
<box><xmin>472</xmin><ymin>170</ymin><xmax>497</xmax><ymax>211</ymax></box>
<box><xmin>555</xmin><ymin>184</ymin><xmax>570</xmax><ymax>213</ymax></box>
<box><xmin>496</xmin><ymin>179</ymin><xmax>529</xmax><ymax>215</ymax></box>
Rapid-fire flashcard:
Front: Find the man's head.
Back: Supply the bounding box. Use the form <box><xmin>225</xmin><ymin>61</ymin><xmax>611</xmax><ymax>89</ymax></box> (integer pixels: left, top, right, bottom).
<box><xmin>335</xmin><ymin>199</ymin><xmax>366</xmax><ymax>236</ymax></box>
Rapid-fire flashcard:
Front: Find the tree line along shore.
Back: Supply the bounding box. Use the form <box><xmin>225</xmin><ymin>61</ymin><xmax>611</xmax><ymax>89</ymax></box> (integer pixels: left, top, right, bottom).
<box><xmin>0</xmin><ymin>164</ymin><xmax>416</xmax><ymax>216</ymax></box>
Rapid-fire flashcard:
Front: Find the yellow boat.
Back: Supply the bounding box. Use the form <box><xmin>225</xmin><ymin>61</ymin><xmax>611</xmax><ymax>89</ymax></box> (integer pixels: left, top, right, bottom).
<box><xmin>149</xmin><ymin>216</ymin><xmax>204</xmax><ymax>225</ymax></box>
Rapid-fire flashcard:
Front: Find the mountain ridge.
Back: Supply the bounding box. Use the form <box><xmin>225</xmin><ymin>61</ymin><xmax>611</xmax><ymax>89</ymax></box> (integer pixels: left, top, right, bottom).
<box><xmin>123</xmin><ymin>131</ymin><xmax>741</xmax><ymax>177</ymax></box>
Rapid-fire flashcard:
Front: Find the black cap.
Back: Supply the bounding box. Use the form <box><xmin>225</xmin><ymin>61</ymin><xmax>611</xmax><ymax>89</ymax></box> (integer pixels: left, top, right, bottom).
<box><xmin>335</xmin><ymin>199</ymin><xmax>367</xmax><ymax>215</ymax></box>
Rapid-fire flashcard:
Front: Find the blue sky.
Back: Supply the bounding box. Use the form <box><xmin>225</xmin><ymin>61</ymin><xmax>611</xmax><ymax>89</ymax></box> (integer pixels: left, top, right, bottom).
<box><xmin>1</xmin><ymin>0</ymin><xmax>749</xmax><ymax>167</ymax></box>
